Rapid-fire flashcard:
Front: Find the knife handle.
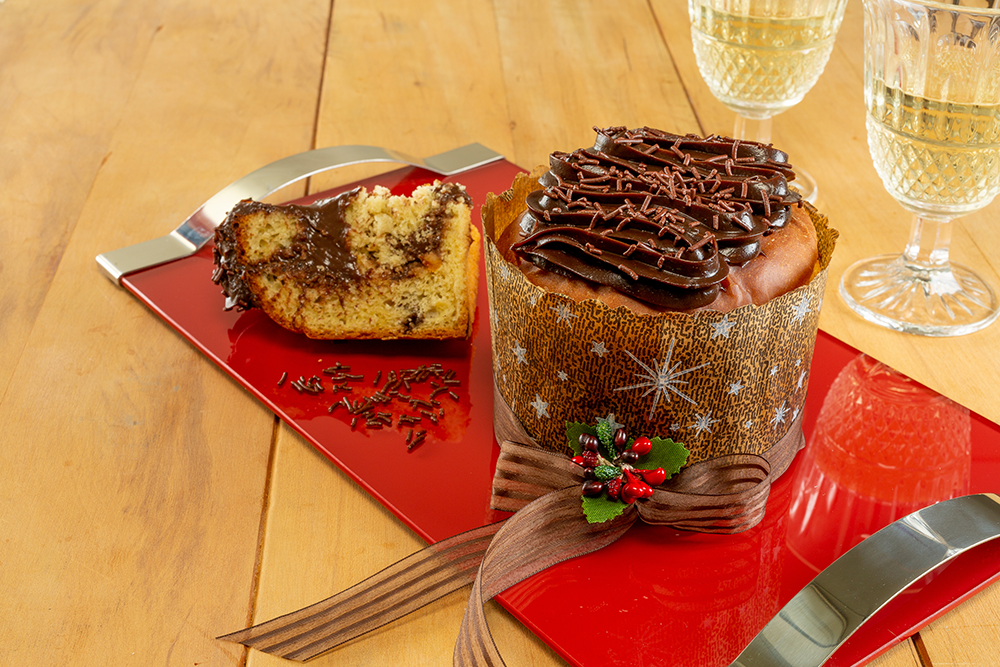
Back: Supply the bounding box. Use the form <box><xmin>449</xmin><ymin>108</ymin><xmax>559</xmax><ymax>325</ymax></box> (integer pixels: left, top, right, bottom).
<box><xmin>96</xmin><ymin>143</ymin><xmax>503</xmax><ymax>284</ymax></box>
<box><xmin>730</xmin><ymin>493</ymin><xmax>1000</xmax><ymax>667</ymax></box>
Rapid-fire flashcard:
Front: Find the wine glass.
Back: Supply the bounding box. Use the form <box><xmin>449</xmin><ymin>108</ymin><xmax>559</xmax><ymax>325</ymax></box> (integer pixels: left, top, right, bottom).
<box><xmin>839</xmin><ymin>0</ymin><xmax>1000</xmax><ymax>336</ymax></box>
<box><xmin>687</xmin><ymin>0</ymin><xmax>849</xmax><ymax>204</ymax></box>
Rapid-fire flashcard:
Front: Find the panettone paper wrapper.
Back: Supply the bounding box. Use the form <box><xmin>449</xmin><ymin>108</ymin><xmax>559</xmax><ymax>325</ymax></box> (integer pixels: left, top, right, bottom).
<box><xmin>483</xmin><ymin>170</ymin><xmax>838</xmax><ymax>468</ymax></box>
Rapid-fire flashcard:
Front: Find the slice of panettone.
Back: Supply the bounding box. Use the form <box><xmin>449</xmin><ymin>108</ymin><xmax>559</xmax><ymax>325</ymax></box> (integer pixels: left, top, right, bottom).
<box><xmin>212</xmin><ymin>181</ymin><xmax>478</xmax><ymax>339</ymax></box>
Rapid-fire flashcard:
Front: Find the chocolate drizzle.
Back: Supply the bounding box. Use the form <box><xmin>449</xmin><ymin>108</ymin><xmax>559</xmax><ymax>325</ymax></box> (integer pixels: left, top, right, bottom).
<box><xmin>512</xmin><ymin>126</ymin><xmax>801</xmax><ymax>309</ymax></box>
<box><xmin>212</xmin><ymin>189</ymin><xmax>362</xmax><ymax>311</ymax></box>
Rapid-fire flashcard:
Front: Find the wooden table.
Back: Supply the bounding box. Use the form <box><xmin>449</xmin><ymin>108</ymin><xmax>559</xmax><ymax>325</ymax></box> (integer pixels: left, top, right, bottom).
<box><xmin>3</xmin><ymin>1</ymin><xmax>998</xmax><ymax>665</ymax></box>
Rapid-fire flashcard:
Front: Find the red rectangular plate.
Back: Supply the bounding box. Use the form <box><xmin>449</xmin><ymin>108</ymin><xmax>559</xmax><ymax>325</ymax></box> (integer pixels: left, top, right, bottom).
<box><xmin>122</xmin><ymin>159</ymin><xmax>1000</xmax><ymax>667</ymax></box>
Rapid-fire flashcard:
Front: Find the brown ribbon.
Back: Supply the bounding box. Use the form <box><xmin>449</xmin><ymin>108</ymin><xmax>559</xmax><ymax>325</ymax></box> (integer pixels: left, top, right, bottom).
<box><xmin>221</xmin><ymin>400</ymin><xmax>795</xmax><ymax>663</ymax></box>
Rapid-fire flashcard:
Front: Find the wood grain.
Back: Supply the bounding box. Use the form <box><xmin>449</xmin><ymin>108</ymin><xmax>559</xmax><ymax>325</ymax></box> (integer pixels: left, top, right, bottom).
<box><xmin>3</xmin><ymin>0</ymin><xmax>999</xmax><ymax>665</ymax></box>
<box><xmin>0</xmin><ymin>0</ymin><xmax>164</xmax><ymax>402</ymax></box>
<box><xmin>0</xmin><ymin>0</ymin><xmax>325</xmax><ymax>664</ymax></box>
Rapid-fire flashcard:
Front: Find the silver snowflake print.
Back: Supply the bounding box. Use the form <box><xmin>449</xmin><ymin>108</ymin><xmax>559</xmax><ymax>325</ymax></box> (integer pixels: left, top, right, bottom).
<box><xmin>744</xmin><ymin>419</ymin><xmax>754</xmax><ymax>428</ymax></box>
<box><xmin>728</xmin><ymin>380</ymin><xmax>744</xmax><ymax>395</ymax></box>
<box><xmin>796</xmin><ymin>369</ymin><xmax>807</xmax><ymax>390</ymax></box>
<box><xmin>795</xmin><ymin>358</ymin><xmax>802</xmax><ymax>367</ymax></box>
<box><xmin>792</xmin><ymin>405</ymin><xmax>801</xmax><ymax>422</ymax></box>
<box><xmin>689</xmin><ymin>411</ymin><xmax>719</xmax><ymax>437</ymax></box>
<box><xmin>550</xmin><ymin>302</ymin><xmax>578</xmax><ymax>325</ymax></box>
<box><xmin>615</xmin><ymin>339</ymin><xmax>709</xmax><ymax>420</ymax></box>
<box><xmin>791</xmin><ymin>293</ymin><xmax>813</xmax><ymax>324</ymax></box>
<box><xmin>530</xmin><ymin>394</ymin><xmax>550</xmax><ymax>419</ymax></box>
<box><xmin>710</xmin><ymin>314</ymin><xmax>736</xmax><ymax>340</ymax></box>
<box><xmin>590</xmin><ymin>341</ymin><xmax>609</xmax><ymax>357</ymax></box>
<box><xmin>770</xmin><ymin>365</ymin><xmax>779</xmax><ymax>377</ymax></box>
<box><xmin>557</xmin><ymin>370</ymin><xmax>569</xmax><ymax>382</ymax></box>
<box><xmin>513</xmin><ymin>341</ymin><xmax>528</xmax><ymax>365</ymax></box>
<box><xmin>770</xmin><ymin>402</ymin><xmax>789</xmax><ymax>426</ymax></box>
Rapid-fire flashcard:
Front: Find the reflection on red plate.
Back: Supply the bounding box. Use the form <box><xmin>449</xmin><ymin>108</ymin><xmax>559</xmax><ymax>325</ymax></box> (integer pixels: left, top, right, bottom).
<box><xmin>121</xmin><ymin>159</ymin><xmax>1000</xmax><ymax>667</ymax></box>
<box><xmin>789</xmin><ymin>354</ymin><xmax>972</xmax><ymax>577</ymax></box>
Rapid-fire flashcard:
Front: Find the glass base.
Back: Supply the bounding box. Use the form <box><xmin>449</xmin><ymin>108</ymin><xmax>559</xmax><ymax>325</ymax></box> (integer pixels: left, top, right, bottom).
<box><xmin>790</xmin><ymin>165</ymin><xmax>818</xmax><ymax>205</ymax></box>
<box><xmin>839</xmin><ymin>255</ymin><xmax>1000</xmax><ymax>337</ymax></box>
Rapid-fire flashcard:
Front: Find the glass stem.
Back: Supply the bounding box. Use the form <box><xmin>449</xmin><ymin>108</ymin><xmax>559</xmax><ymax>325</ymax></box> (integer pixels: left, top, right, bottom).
<box><xmin>902</xmin><ymin>215</ymin><xmax>953</xmax><ymax>273</ymax></box>
<box><xmin>733</xmin><ymin>114</ymin><xmax>772</xmax><ymax>143</ymax></box>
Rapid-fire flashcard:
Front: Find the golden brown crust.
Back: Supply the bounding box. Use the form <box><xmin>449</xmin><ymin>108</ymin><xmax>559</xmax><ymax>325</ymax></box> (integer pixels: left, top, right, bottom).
<box><xmin>463</xmin><ymin>225</ymin><xmax>482</xmax><ymax>337</ymax></box>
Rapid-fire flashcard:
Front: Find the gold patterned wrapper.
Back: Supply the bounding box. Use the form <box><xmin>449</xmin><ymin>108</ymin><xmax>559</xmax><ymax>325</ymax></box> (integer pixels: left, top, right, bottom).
<box><xmin>483</xmin><ymin>171</ymin><xmax>838</xmax><ymax>470</ymax></box>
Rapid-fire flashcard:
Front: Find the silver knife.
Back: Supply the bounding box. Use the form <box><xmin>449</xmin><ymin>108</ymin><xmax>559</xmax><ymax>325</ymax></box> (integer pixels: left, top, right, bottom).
<box><xmin>730</xmin><ymin>492</ymin><xmax>1000</xmax><ymax>666</ymax></box>
<box><xmin>96</xmin><ymin>143</ymin><xmax>503</xmax><ymax>284</ymax></box>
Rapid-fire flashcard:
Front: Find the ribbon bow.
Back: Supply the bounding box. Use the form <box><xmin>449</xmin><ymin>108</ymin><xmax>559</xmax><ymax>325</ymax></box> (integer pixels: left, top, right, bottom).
<box><xmin>220</xmin><ymin>425</ymin><xmax>778</xmax><ymax>664</ymax></box>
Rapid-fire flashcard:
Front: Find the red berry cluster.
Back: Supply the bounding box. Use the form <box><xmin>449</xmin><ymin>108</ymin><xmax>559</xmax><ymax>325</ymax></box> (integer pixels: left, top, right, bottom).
<box><xmin>571</xmin><ymin>428</ymin><xmax>668</xmax><ymax>504</ymax></box>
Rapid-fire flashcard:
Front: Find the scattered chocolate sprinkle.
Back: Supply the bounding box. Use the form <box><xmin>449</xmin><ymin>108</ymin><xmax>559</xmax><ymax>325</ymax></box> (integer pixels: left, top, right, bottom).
<box><xmin>618</xmin><ymin>264</ymin><xmax>639</xmax><ymax>280</ymax></box>
<box><xmin>278</xmin><ymin>372</ymin><xmax>288</xmax><ymax>387</ymax></box>
<box><xmin>280</xmin><ymin>360</ymin><xmax>463</xmax><ymax>449</ymax></box>
<box><xmin>407</xmin><ymin>430</ymin><xmax>428</xmax><ymax>451</ymax></box>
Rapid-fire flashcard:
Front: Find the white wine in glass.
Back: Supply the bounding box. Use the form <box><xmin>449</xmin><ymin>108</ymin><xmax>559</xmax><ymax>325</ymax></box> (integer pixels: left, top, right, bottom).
<box><xmin>688</xmin><ymin>0</ymin><xmax>849</xmax><ymax>202</ymax></box>
<box><xmin>839</xmin><ymin>0</ymin><xmax>1000</xmax><ymax>336</ymax></box>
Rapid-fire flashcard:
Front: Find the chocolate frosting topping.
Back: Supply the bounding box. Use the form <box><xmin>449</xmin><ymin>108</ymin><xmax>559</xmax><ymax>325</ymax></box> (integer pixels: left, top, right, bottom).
<box><xmin>512</xmin><ymin>126</ymin><xmax>801</xmax><ymax>309</ymax></box>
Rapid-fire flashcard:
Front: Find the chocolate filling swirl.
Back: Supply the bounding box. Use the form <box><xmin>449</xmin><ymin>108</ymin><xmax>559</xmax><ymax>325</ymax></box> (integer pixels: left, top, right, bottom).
<box><xmin>512</xmin><ymin>126</ymin><xmax>801</xmax><ymax>309</ymax></box>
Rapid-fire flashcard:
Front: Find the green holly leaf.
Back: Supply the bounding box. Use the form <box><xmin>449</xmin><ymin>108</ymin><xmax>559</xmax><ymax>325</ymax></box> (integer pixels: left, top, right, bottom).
<box><xmin>637</xmin><ymin>437</ymin><xmax>690</xmax><ymax>478</ymax></box>
<box><xmin>582</xmin><ymin>494</ymin><xmax>628</xmax><ymax>524</ymax></box>
<box><xmin>566</xmin><ymin>421</ymin><xmax>597</xmax><ymax>456</ymax></box>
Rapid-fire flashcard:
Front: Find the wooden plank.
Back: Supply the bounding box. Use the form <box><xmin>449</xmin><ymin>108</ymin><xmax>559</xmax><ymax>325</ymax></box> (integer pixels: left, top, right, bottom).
<box><xmin>495</xmin><ymin>0</ymin><xmax>701</xmax><ymax>170</ymax></box>
<box><xmin>921</xmin><ymin>582</ymin><xmax>1000</xmax><ymax>665</ymax></box>
<box><xmin>868</xmin><ymin>639</ymin><xmax>923</xmax><ymax>667</ymax></box>
<box><xmin>306</xmin><ymin>0</ymin><xmax>518</xmax><ymax>194</ymax></box>
<box><xmin>0</xmin><ymin>0</ymin><xmax>327</xmax><ymax>664</ymax></box>
<box><xmin>0</xmin><ymin>0</ymin><xmax>165</xmax><ymax>404</ymax></box>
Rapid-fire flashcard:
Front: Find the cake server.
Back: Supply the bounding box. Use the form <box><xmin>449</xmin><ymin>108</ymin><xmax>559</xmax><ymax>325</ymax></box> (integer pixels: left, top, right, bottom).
<box><xmin>96</xmin><ymin>143</ymin><xmax>504</xmax><ymax>284</ymax></box>
<box><xmin>729</xmin><ymin>492</ymin><xmax>1000</xmax><ymax>667</ymax></box>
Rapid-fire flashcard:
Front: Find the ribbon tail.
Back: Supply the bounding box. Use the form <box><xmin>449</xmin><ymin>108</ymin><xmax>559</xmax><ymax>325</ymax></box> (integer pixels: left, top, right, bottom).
<box><xmin>454</xmin><ymin>487</ymin><xmax>638</xmax><ymax>667</ymax></box>
<box><xmin>219</xmin><ymin>521</ymin><xmax>504</xmax><ymax>661</ymax></box>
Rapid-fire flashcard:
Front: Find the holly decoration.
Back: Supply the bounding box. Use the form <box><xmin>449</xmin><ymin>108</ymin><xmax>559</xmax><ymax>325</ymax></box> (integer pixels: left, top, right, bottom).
<box><xmin>567</xmin><ymin>415</ymin><xmax>689</xmax><ymax>524</ymax></box>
